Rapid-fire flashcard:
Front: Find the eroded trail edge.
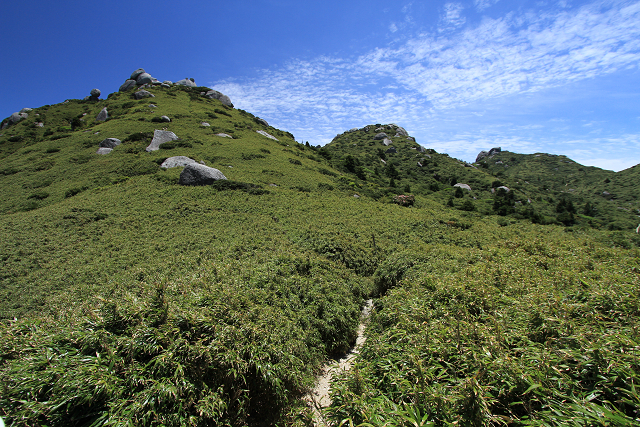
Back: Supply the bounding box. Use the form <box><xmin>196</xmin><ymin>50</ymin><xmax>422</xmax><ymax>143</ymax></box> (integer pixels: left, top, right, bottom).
<box><xmin>305</xmin><ymin>299</ymin><xmax>374</xmax><ymax>426</ymax></box>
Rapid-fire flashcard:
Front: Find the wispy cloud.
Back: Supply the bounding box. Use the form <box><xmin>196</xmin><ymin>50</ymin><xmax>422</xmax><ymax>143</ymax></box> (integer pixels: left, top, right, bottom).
<box><xmin>212</xmin><ymin>0</ymin><xmax>640</xmax><ymax>169</ymax></box>
<box><xmin>439</xmin><ymin>3</ymin><xmax>466</xmax><ymax>33</ymax></box>
<box><xmin>474</xmin><ymin>0</ymin><xmax>500</xmax><ymax>12</ymax></box>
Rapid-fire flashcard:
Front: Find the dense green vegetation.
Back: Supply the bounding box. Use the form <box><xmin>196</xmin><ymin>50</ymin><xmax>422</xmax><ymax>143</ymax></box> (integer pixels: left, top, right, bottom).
<box><xmin>0</xmin><ymin>79</ymin><xmax>639</xmax><ymax>425</ymax></box>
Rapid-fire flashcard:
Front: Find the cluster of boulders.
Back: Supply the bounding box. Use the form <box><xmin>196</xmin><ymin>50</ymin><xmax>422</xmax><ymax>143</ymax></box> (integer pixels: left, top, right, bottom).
<box><xmin>476</xmin><ymin>147</ymin><xmax>501</xmax><ymax>163</ymax></box>
<box><xmin>118</xmin><ymin>68</ymin><xmax>202</xmax><ymax>93</ymax></box>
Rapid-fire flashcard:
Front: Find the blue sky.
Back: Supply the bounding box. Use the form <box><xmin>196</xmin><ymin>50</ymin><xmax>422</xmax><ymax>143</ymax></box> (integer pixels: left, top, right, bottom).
<box><xmin>1</xmin><ymin>0</ymin><xmax>640</xmax><ymax>171</ymax></box>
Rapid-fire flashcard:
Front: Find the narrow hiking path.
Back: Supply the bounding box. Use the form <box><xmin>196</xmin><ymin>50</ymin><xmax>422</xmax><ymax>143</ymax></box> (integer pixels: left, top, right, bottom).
<box><xmin>305</xmin><ymin>299</ymin><xmax>374</xmax><ymax>426</ymax></box>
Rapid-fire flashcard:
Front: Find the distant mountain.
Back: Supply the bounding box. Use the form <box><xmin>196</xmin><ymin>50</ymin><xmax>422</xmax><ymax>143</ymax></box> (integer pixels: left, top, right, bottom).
<box><xmin>323</xmin><ymin>124</ymin><xmax>640</xmax><ymax>230</ymax></box>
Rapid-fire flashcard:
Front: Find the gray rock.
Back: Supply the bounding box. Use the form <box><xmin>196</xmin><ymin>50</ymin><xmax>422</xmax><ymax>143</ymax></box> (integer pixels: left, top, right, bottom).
<box><xmin>256</xmin><ymin>130</ymin><xmax>278</xmax><ymax>141</ymax></box>
<box><xmin>201</xmin><ymin>122</ymin><xmax>210</xmax><ymax>127</ymax></box>
<box><xmin>96</xmin><ymin>108</ymin><xmax>109</xmax><ymax>122</ymax></box>
<box><xmin>394</xmin><ymin>126</ymin><xmax>408</xmax><ymax>137</ymax></box>
<box><xmin>160</xmin><ymin>115</ymin><xmax>171</xmax><ymax>122</ymax></box>
<box><xmin>161</xmin><ymin>83</ymin><xmax>171</xmax><ymax>88</ymax></box>
<box><xmin>382</xmin><ymin>138</ymin><xmax>392</xmax><ymax>146</ymax></box>
<box><xmin>407</xmin><ymin>136</ymin><xmax>416</xmax><ymax>142</ymax></box>
<box><xmin>35</xmin><ymin>122</ymin><xmax>44</xmax><ymax>127</ymax></box>
<box><xmin>130</xmin><ymin>68</ymin><xmax>145</xmax><ymax>80</ymax></box>
<box><xmin>205</xmin><ymin>90</ymin><xmax>233</xmax><ymax>107</ymax></box>
<box><xmin>453</xmin><ymin>183</ymin><xmax>471</xmax><ymax>191</ymax></box>
<box><xmin>476</xmin><ymin>147</ymin><xmax>501</xmax><ymax>162</ymax></box>
<box><xmin>90</xmin><ymin>88</ymin><xmax>101</xmax><ymax>98</ymax></box>
<box><xmin>134</xmin><ymin>90</ymin><xmax>155</xmax><ymax>100</ymax></box>
<box><xmin>149</xmin><ymin>104</ymin><xmax>157</xmax><ymax>108</ymax></box>
<box><xmin>215</xmin><ymin>133</ymin><xmax>233</xmax><ymax>138</ymax></box>
<box><xmin>476</xmin><ymin>150</ymin><xmax>489</xmax><ymax>162</ymax></box>
<box><xmin>175</xmin><ymin>78</ymin><xmax>197</xmax><ymax>87</ymax></box>
<box><xmin>99</xmin><ymin>138</ymin><xmax>121</xmax><ymax>148</ymax></box>
<box><xmin>256</xmin><ymin>117</ymin><xmax>269</xmax><ymax>127</ymax></box>
<box><xmin>179</xmin><ymin>163</ymin><xmax>227</xmax><ymax>185</ymax></box>
<box><xmin>163</xmin><ymin>80</ymin><xmax>173</xmax><ymax>85</ymax></box>
<box><xmin>19</xmin><ymin>112</ymin><xmax>29</xmax><ymax>119</ymax></box>
<box><xmin>146</xmin><ymin>129</ymin><xmax>178</xmax><ymax>152</ymax></box>
<box><xmin>20</xmin><ymin>108</ymin><xmax>32</xmax><ymax>113</ymax></box>
<box><xmin>119</xmin><ymin>79</ymin><xmax>137</xmax><ymax>92</ymax></box>
<box><xmin>374</xmin><ymin>132</ymin><xmax>388</xmax><ymax>140</ymax></box>
<box><xmin>386</xmin><ymin>147</ymin><xmax>397</xmax><ymax>154</ymax></box>
<box><xmin>160</xmin><ymin>156</ymin><xmax>197</xmax><ymax>169</ymax></box>
<box><xmin>136</xmin><ymin>73</ymin><xmax>153</xmax><ymax>85</ymax></box>
<box><xmin>96</xmin><ymin>147</ymin><xmax>113</xmax><ymax>155</ymax></box>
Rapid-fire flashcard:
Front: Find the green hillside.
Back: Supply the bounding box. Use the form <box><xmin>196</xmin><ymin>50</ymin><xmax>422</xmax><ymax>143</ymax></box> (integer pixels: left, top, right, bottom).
<box><xmin>324</xmin><ymin>126</ymin><xmax>640</xmax><ymax>232</ymax></box>
<box><xmin>0</xmin><ymin>72</ymin><xmax>639</xmax><ymax>426</ymax></box>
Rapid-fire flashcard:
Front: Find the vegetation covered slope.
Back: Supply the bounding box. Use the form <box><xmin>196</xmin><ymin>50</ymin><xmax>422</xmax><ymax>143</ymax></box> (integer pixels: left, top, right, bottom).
<box><xmin>0</xmin><ymin>80</ymin><xmax>639</xmax><ymax>426</ymax></box>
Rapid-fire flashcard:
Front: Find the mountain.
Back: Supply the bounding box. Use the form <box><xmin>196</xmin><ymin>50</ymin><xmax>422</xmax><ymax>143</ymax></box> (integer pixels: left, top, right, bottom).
<box><xmin>323</xmin><ymin>125</ymin><xmax>640</xmax><ymax>230</ymax></box>
<box><xmin>0</xmin><ymin>70</ymin><xmax>639</xmax><ymax>426</ymax></box>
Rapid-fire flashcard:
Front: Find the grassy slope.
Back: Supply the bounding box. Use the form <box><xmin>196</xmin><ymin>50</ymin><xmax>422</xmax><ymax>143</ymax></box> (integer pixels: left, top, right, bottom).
<box><xmin>0</xmin><ymin>85</ymin><xmax>639</xmax><ymax>426</ymax></box>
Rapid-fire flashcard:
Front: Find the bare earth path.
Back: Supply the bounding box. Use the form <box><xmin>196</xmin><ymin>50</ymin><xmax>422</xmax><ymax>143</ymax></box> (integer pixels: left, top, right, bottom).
<box><xmin>305</xmin><ymin>299</ymin><xmax>374</xmax><ymax>426</ymax></box>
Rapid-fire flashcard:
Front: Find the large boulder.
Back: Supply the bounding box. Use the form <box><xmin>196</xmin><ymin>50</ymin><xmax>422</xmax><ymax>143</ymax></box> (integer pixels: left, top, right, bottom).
<box><xmin>119</xmin><ymin>79</ymin><xmax>137</xmax><ymax>92</ymax></box>
<box><xmin>386</xmin><ymin>147</ymin><xmax>397</xmax><ymax>154</ymax></box>
<box><xmin>179</xmin><ymin>163</ymin><xmax>227</xmax><ymax>185</ymax></box>
<box><xmin>20</xmin><ymin>108</ymin><xmax>32</xmax><ymax>113</ymax></box>
<box><xmin>205</xmin><ymin>90</ymin><xmax>233</xmax><ymax>107</ymax></box>
<box><xmin>99</xmin><ymin>138</ymin><xmax>121</xmax><ymax>148</ymax></box>
<box><xmin>96</xmin><ymin>147</ymin><xmax>113</xmax><ymax>155</ymax></box>
<box><xmin>382</xmin><ymin>138</ymin><xmax>392</xmax><ymax>146</ymax></box>
<box><xmin>130</xmin><ymin>68</ymin><xmax>146</xmax><ymax>80</ymax></box>
<box><xmin>136</xmin><ymin>73</ymin><xmax>153</xmax><ymax>85</ymax></box>
<box><xmin>90</xmin><ymin>88</ymin><xmax>101</xmax><ymax>99</ymax></box>
<box><xmin>255</xmin><ymin>117</ymin><xmax>269</xmax><ymax>127</ymax></box>
<box><xmin>2</xmin><ymin>112</ymin><xmax>23</xmax><ymax>129</ymax></box>
<box><xmin>134</xmin><ymin>90</ymin><xmax>155</xmax><ymax>100</ymax></box>
<box><xmin>146</xmin><ymin>129</ymin><xmax>178</xmax><ymax>151</ymax></box>
<box><xmin>175</xmin><ymin>78</ymin><xmax>197</xmax><ymax>87</ymax></box>
<box><xmin>215</xmin><ymin>133</ymin><xmax>233</xmax><ymax>138</ymax></box>
<box><xmin>256</xmin><ymin>130</ymin><xmax>278</xmax><ymax>141</ymax></box>
<box><xmin>160</xmin><ymin>156</ymin><xmax>197</xmax><ymax>169</ymax></box>
<box><xmin>96</xmin><ymin>108</ymin><xmax>109</xmax><ymax>122</ymax></box>
<box><xmin>394</xmin><ymin>126</ymin><xmax>408</xmax><ymax>137</ymax></box>
<box><xmin>374</xmin><ymin>132</ymin><xmax>388</xmax><ymax>140</ymax></box>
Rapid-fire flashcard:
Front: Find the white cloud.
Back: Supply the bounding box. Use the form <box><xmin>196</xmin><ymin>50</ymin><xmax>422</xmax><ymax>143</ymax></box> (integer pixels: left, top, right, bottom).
<box><xmin>474</xmin><ymin>0</ymin><xmax>500</xmax><ymax>12</ymax></box>
<box><xmin>439</xmin><ymin>3</ymin><xmax>466</xmax><ymax>33</ymax></box>
<box><xmin>211</xmin><ymin>0</ymin><xmax>640</xmax><ymax>168</ymax></box>
<box><xmin>389</xmin><ymin>22</ymin><xmax>398</xmax><ymax>33</ymax></box>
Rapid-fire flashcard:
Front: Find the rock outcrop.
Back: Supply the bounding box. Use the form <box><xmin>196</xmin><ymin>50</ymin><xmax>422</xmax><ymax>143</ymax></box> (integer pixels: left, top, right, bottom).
<box><xmin>146</xmin><ymin>130</ymin><xmax>179</xmax><ymax>152</ymax></box>
<box><xmin>1</xmin><ymin>112</ymin><xmax>26</xmax><ymax>129</ymax></box>
<box><xmin>256</xmin><ymin>130</ymin><xmax>278</xmax><ymax>141</ymax></box>
<box><xmin>178</xmin><ymin>163</ymin><xmax>227</xmax><ymax>185</ymax></box>
<box><xmin>382</xmin><ymin>138</ymin><xmax>392</xmax><ymax>146</ymax></box>
<box><xmin>476</xmin><ymin>147</ymin><xmax>501</xmax><ymax>162</ymax></box>
<box><xmin>160</xmin><ymin>156</ymin><xmax>197</xmax><ymax>169</ymax></box>
<box><xmin>205</xmin><ymin>90</ymin><xmax>233</xmax><ymax>107</ymax></box>
<box><xmin>374</xmin><ymin>132</ymin><xmax>388</xmax><ymax>140</ymax></box>
<box><xmin>119</xmin><ymin>80</ymin><xmax>137</xmax><ymax>92</ymax></box>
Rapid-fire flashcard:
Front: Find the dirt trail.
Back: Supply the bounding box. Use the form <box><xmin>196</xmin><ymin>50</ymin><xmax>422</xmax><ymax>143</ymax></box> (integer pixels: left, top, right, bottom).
<box><xmin>305</xmin><ymin>299</ymin><xmax>374</xmax><ymax>426</ymax></box>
